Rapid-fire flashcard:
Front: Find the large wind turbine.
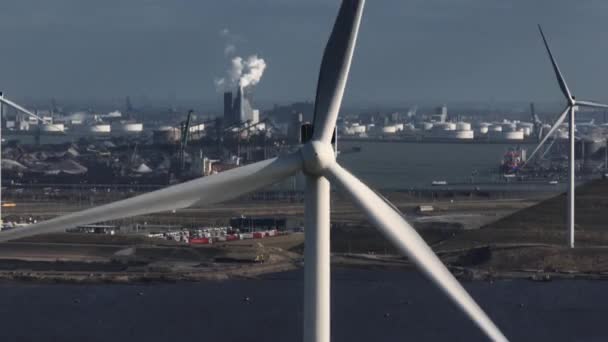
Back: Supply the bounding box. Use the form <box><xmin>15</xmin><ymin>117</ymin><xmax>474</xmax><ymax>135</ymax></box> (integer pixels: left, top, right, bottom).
<box><xmin>527</xmin><ymin>25</ymin><xmax>608</xmax><ymax>248</ymax></box>
<box><xmin>0</xmin><ymin>1</ymin><xmax>507</xmax><ymax>341</ymax></box>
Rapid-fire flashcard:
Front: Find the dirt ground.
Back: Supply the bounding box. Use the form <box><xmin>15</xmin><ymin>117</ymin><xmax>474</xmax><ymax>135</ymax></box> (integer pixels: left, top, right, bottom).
<box><xmin>1</xmin><ymin>179</ymin><xmax>608</xmax><ymax>280</ymax></box>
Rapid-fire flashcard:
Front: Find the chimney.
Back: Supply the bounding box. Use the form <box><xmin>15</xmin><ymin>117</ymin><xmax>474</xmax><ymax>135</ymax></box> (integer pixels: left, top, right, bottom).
<box><xmin>223</xmin><ymin>91</ymin><xmax>233</xmax><ymax>124</ymax></box>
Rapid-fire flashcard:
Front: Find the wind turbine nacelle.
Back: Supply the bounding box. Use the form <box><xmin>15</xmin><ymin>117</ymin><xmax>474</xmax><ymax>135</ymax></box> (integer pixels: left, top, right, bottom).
<box><xmin>300</xmin><ymin>123</ymin><xmax>336</xmax><ymax>144</ymax></box>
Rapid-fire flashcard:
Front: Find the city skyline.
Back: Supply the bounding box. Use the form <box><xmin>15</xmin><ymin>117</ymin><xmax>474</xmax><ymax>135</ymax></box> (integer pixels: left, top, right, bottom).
<box><xmin>1</xmin><ymin>0</ymin><xmax>607</xmax><ymax>106</ymax></box>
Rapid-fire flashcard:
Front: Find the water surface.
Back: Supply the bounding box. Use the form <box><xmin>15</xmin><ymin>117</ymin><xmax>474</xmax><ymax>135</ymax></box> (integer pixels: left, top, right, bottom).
<box><xmin>1</xmin><ymin>268</ymin><xmax>606</xmax><ymax>341</ymax></box>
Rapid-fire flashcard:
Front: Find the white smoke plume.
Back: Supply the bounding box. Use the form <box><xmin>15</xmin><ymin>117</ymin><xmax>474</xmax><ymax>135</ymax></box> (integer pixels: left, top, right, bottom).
<box><xmin>215</xmin><ymin>29</ymin><xmax>267</xmax><ymax>91</ymax></box>
<box><xmin>220</xmin><ymin>28</ymin><xmax>238</xmax><ymax>56</ymax></box>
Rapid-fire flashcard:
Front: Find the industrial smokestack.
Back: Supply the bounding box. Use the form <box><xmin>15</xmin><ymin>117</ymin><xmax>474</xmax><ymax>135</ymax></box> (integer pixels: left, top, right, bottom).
<box><xmin>224</xmin><ymin>91</ymin><xmax>233</xmax><ymax>124</ymax></box>
<box><xmin>233</xmin><ymin>85</ymin><xmax>243</xmax><ymax>124</ymax></box>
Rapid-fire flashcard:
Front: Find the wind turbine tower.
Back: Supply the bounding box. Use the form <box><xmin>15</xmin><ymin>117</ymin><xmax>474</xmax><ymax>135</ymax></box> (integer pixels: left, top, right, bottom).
<box><xmin>527</xmin><ymin>25</ymin><xmax>608</xmax><ymax>248</ymax></box>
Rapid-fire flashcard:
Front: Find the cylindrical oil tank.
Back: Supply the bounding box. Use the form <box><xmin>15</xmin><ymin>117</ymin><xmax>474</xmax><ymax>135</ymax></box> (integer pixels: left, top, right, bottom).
<box><xmin>403</xmin><ymin>123</ymin><xmax>416</xmax><ymax>131</ymax></box>
<box><xmin>382</xmin><ymin>125</ymin><xmax>397</xmax><ymax>134</ymax></box>
<box><xmin>89</xmin><ymin>124</ymin><xmax>111</xmax><ymax>133</ymax></box>
<box><xmin>433</xmin><ymin>122</ymin><xmax>453</xmax><ymax>131</ymax></box>
<box><xmin>452</xmin><ymin>130</ymin><xmax>474</xmax><ymax>139</ymax></box>
<box><xmin>41</xmin><ymin>123</ymin><xmax>65</xmax><ymax>132</ymax></box>
<box><xmin>353</xmin><ymin>125</ymin><xmax>366</xmax><ymax>134</ymax></box>
<box><xmin>556</xmin><ymin>130</ymin><xmax>569</xmax><ymax>140</ymax></box>
<box><xmin>456</xmin><ymin>122</ymin><xmax>471</xmax><ymax>131</ymax></box>
<box><xmin>421</xmin><ymin>122</ymin><xmax>433</xmax><ymax>130</ymax></box>
<box><xmin>490</xmin><ymin>125</ymin><xmax>503</xmax><ymax>132</ymax></box>
<box><xmin>503</xmin><ymin>131</ymin><xmax>524</xmax><ymax>140</ymax></box>
<box><xmin>120</xmin><ymin>123</ymin><xmax>143</xmax><ymax>133</ymax></box>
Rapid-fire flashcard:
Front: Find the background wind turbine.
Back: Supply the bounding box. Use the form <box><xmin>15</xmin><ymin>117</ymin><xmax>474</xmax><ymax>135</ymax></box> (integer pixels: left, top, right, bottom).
<box><xmin>526</xmin><ymin>25</ymin><xmax>608</xmax><ymax>248</ymax></box>
<box><xmin>0</xmin><ymin>1</ymin><xmax>507</xmax><ymax>341</ymax></box>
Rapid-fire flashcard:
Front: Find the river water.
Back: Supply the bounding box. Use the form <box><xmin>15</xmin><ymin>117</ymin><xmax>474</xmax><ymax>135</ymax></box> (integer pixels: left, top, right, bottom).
<box><xmin>1</xmin><ymin>268</ymin><xmax>606</xmax><ymax>342</ymax></box>
<box><xmin>338</xmin><ymin>140</ymin><xmax>569</xmax><ymax>192</ymax></box>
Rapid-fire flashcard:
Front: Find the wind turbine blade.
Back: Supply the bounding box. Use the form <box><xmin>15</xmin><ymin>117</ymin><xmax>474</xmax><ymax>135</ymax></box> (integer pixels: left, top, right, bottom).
<box><xmin>576</xmin><ymin>100</ymin><xmax>608</xmax><ymax>109</ymax></box>
<box><xmin>0</xmin><ymin>153</ymin><xmax>303</xmax><ymax>242</ymax></box>
<box><xmin>312</xmin><ymin>0</ymin><xmax>364</xmax><ymax>142</ymax></box>
<box><xmin>324</xmin><ymin>163</ymin><xmax>508</xmax><ymax>342</ymax></box>
<box><xmin>526</xmin><ymin>106</ymin><xmax>570</xmax><ymax>163</ymax></box>
<box><xmin>538</xmin><ymin>25</ymin><xmax>573</xmax><ymax>102</ymax></box>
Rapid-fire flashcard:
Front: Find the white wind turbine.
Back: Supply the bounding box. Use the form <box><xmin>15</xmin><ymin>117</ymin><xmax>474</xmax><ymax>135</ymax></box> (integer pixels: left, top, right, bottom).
<box><xmin>526</xmin><ymin>25</ymin><xmax>608</xmax><ymax>248</ymax></box>
<box><xmin>0</xmin><ymin>1</ymin><xmax>507</xmax><ymax>341</ymax></box>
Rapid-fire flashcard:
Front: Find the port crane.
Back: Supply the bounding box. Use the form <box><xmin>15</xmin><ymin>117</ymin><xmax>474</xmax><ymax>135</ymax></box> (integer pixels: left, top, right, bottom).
<box><xmin>0</xmin><ymin>92</ymin><xmax>62</xmax><ymax>144</ymax></box>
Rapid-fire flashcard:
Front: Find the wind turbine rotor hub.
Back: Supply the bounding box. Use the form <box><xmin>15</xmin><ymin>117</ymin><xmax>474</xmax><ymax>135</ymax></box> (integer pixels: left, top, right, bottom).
<box><xmin>301</xmin><ymin>140</ymin><xmax>336</xmax><ymax>176</ymax></box>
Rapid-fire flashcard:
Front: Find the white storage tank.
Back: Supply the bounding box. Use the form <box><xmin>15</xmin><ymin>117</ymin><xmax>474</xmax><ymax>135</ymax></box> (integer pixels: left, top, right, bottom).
<box><xmin>403</xmin><ymin>123</ymin><xmax>416</xmax><ymax>131</ymax></box>
<box><xmin>90</xmin><ymin>124</ymin><xmax>111</xmax><ymax>133</ymax></box>
<box><xmin>353</xmin><ymin>125</ymin><xmax>366</xmax><ymax>134</ymax></box>
<box><xmin>382</xmin><ymin>125</ymin><xmax>397</xmax><ymax>134</ymax></box>
<box><xmin>433</xmin><ymin>122</ymin><xmax>455</xmax><ymax>131</ymax></box>
<box><xmin>556</xmin><ymin>129</ymin><xmax>569</xmax><ymax>140</ymax></box>
<box><xmin>456</xmin><ymin>122</ymin><xmax>471</xmax><ymax>131</ymax></box>
<box><xmin>478</xmin><ymin>126</ymin><xmax>489</xmax><ymax>134</ymax></box>
<box><xmin>490</xmin><ymin>125</ymin><xmax>503</xmax><ymax>132</ymax></box>
<box><xmin>503</xmin><ymin>131</ymin><xmax>524</xmax><ymax>140</ymax></box>
<box><xmin>41</xmin><ymin>123</ymin><xmax>65</xmax><ymax>132</ymax></box>
<box><xmin>452</xmin><ymin>130</ymin><xmax>474</xmax><ymax>139</ymax></box>
<box><xmin>120</xmin><ymin>123</ymin><xmax>143</xmax><ymax>133</ymax></box>
<box><xmin>421</xmin><ymin>122</ymin><xmax>433</xmax><ymax>130</ymax></box>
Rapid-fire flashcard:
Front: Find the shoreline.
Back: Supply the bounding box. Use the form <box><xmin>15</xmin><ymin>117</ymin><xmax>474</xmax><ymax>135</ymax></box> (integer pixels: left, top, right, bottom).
<box><xmin>2</xmin><ymin>250</ymin><xmax>608</xmax><ymax>285</ymax></box>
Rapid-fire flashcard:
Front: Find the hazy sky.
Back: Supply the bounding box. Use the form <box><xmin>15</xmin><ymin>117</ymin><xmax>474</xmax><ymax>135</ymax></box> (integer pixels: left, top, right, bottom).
<box><xmin>1</xmin><ymin>0</ymin><xmax>608</xmax><ymax>107</ymax></box>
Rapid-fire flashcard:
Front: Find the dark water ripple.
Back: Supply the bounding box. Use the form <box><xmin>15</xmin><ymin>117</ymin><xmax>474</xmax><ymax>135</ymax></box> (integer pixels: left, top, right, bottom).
<box><xmin>1</xmin><ymin>268</ymin><xmax>607</xmax><ymax>342</ymax></box>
